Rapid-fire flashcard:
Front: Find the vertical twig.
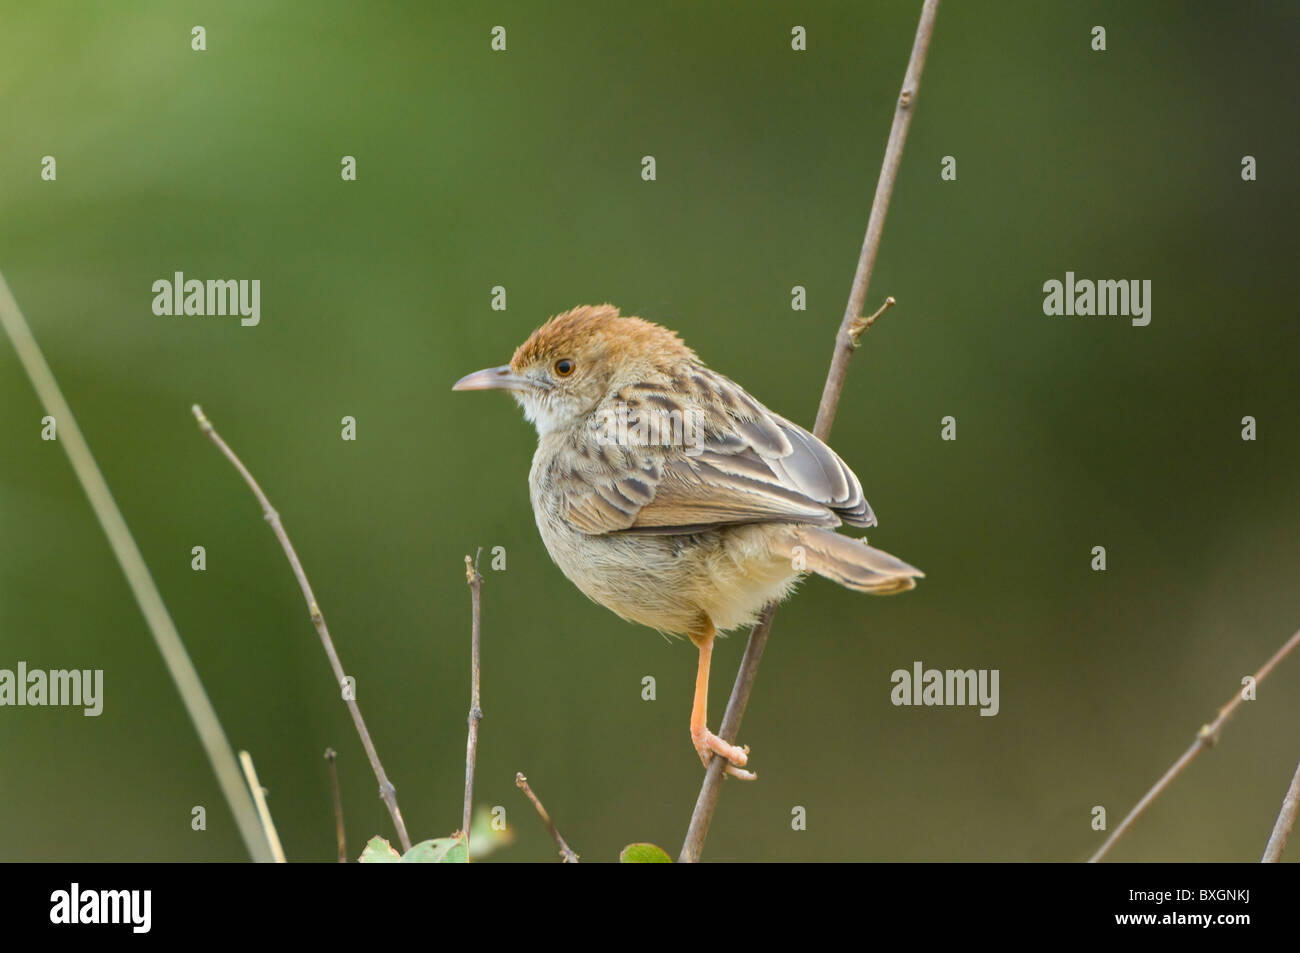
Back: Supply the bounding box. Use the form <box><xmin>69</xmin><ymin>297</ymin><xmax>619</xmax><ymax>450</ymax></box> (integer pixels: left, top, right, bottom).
<box><xmin>814</xmin><ymin>0</ymin><xmax>939</xmax><ymax>442</ymax></box>
<box><xmin>516</xmin><ymin>772</ymin><xmax>578</xmax><ymax>862</ymax></box>
<box><xmin>192</xmin><ymin>405</ymin><xmax>412</xmax><ymax>852</ymax></box>
<box><xmin>463</xmin><ymin>549</ymin><xmax>484</xmax><ymax>856</ymax></box>
<box><xmin>679</xmin><ymin>0</ymin><xmax>941</xmax><ymax>864</ymax></box>
<box><xmin>238</xmin><ymin>751</ymin><xmax>286</xmax><ymax>863</ymax></box>
<box><xmin>1261</xmin><ymin>759</ymin><xmax>1300</xmax><ymax>862</ymax></box>
<box><xmin>0</xmin><ymin>271</ymin><xmax>274</xmax><ymax>863</ymax></box>
<box><xmin>324</xmin><ymin>747</ymin><xmax>346</xmax><ymax>863</ymax></box>
<box><xmin>1089</xmin><ymin>627</ymin><xmax>1300</xmax><ymax>862</ymax></box>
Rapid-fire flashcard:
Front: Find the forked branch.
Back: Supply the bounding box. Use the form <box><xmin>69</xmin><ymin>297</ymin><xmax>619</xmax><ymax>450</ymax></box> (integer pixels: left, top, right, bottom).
<box><xmin>679</xmin><ymin>0</ymin><xmax>941</xmax><ymax>864</ymax></box>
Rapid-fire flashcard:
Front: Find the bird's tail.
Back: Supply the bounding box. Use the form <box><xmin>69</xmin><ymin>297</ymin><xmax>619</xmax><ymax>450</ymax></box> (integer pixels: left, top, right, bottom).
<box><xmin>777</xmin><ymin>526</ymin><xmax>923</xmax><ymax>595</ymax></box>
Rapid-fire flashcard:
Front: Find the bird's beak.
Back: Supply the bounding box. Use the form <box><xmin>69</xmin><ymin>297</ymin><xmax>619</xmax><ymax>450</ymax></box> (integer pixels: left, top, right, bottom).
<box><xmin>452</xmin><ymin>364</ymin><xmax>529</xmax><ymax>392</ymax></box>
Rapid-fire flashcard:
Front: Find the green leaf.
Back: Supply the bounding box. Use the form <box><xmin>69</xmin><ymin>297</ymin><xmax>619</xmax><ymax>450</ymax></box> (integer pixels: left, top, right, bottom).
<box><xmin>438</xmin><ymin>838</ymin><xmax>469</xmax><ymax>864</ymax></box>
<box><xmin>358</xmin><ymin>835</ymin><xmax>402</xmax><ymax>863</ymax></box>
<box><xmin>402</xmin><ymin>835</ymin><xmax>468</xmax><ymax>863</ymax></box>
<box><xmin>619</xmin><ymin>843</ymin><xmax>672</xmax><ymax>863</ymax></box>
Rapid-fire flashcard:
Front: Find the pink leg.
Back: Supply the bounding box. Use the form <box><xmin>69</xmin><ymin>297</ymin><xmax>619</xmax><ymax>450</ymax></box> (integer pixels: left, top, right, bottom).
<box><xmin>689</xmin><ymin>623</ymin><xmax>756</xmax><ymax>781</ymax></box>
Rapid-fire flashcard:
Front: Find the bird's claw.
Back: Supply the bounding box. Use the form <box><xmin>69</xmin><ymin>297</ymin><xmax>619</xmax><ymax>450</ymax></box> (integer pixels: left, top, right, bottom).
<box><xmin>692</xmin><ymin>728</ymin><xmax>756</xmax><ymax>781</ymax></box>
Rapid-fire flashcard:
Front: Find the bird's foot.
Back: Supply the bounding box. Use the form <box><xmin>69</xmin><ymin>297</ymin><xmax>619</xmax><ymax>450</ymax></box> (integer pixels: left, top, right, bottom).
<box><xmin>691</xmin><ymin>726</ymin><xmax>756</xmax><ymax>781</ymax></box>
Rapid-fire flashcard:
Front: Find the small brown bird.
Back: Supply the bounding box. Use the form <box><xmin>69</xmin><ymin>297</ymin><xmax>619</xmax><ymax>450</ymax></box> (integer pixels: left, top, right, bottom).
<box><xmin>454</xmin><ymin>305</ymin><xmax>921</xmax><ymax>779</ymax></box>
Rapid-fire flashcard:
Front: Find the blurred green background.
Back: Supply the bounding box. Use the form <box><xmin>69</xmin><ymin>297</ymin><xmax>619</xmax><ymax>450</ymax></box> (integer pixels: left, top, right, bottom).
<box><xmin>1</xmin><ymin>1</ymin><xmax>1297</xmax><ymax>862</ymax></box>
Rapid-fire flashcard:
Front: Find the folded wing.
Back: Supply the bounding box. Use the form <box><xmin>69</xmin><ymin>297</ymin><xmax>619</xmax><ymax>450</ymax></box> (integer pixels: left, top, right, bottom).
<box><xmin>555</xmin><ymin>367</ymin><xmax>876</xmax><ymax>536</ymax></box>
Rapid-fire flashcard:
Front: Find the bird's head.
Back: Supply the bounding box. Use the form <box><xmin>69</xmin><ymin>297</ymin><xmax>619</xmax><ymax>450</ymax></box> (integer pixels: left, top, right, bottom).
<box><xmin>452</xmin><ymin>304</ymin><xmax>697</xmax><ymax>435</ymax></box>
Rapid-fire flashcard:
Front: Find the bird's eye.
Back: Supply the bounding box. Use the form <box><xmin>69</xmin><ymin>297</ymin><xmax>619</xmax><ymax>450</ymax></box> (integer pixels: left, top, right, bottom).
<box><xmin>554</xmin><ymin>358</ymin><xmax>575</xmax><ymax>377</ymax></box>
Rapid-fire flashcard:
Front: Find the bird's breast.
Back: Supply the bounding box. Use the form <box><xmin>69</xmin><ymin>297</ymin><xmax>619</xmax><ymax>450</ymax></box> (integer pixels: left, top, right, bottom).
<box><xmin>527</xmin><ymin>441</ymin><xmax>799</xmax><ymax>634</ymax></box>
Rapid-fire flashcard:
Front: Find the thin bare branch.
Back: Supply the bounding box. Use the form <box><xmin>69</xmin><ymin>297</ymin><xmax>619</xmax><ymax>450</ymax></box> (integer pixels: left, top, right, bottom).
<box><xmin>679</xmin><ymin>0</ymin><xmax>940</xmax><ymax>864</ymax></box>
<box><xmin>815</xmin><ymin>1</ymin><xmax>940</xmax><ymax>442</ymax></box>
<box><xmin>1089</xmin><ymin>627</ymin><xmax>1300</xmax><ymax>862</ymax></box>
<box><xmin>0</xmin><ymin>270</ymin><xmax>274</xmax><ymax>863</ymax></box>
<box><xmin>1261</xmin><ymin>759</ymin><xmax>1300</xmax><ymax>862</ymax></box>
<box><xmin>463</xmin><ymin>549</ymin><xmax>484</xmax><ymax>857</ymax></box>
<box><xmin>192</xmin><ymin>404</ymin><xmax>412</xmax><ymax>852</ymax></box>
<box><xmin>516</xmin><ymin>772</ymin><xmax>578</xmax><ymax>863</ymax></box>
<box><xmin>324</xmin><ymin>747</ymin><xmax>346</xmax><ymax>863</ymax></box>
<box><xmin>239</xmin><ymin>751</ymin><xmax>286</xmax><ymax>863</ymax></box>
